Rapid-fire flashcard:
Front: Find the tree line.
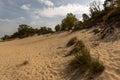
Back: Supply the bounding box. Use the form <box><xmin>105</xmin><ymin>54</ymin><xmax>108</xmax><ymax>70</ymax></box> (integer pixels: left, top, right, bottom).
<box><xmin>55</xmin><ymin>0</ymin><xmax>120</xmax><ymax>31</ymax></box>
<box><xmin>1</xmin><ymin>25</ymin><xmax>53</xmax><ymax>40</ymax></box>
<box><xmin>1</xmin><ymin>0</ymin><xmax>120</xmax><ymax>41</ymax></box>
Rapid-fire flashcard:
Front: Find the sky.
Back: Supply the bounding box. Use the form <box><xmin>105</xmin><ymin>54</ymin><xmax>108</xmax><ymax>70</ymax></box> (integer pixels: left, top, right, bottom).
<box><xmin>0</xmin><ymin>0</ymin><xmax>105</xmax><ymax>37</ymax></box>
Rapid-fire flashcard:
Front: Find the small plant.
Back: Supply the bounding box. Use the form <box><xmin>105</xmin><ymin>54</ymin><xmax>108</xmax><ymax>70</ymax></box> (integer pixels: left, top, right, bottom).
<box><xmin>66</xmin><ymin>37</ymin><xmax>78</xmax><ymax>47</ymax></box>
<box><xmin>70</xmin><ymin>40</ymin><xmax>91</xmax><ymax>68</ymax></box>
<box><xmin>90</xmin><ymin>59</ymin><xmax>105</xmax><ymax>74</ymax></box>
<box><xmin>70</xmin><ymin>52</ymin><xmax>91</xmax><ymax>69</ymax></box>
<box><xmin>69</xmin><ymin>40</ymin><xmax>89</xmax><ymax>55</ymax></box>
<box><xmin>69</xmin><ymin>40</ymin><xmax>105</xmax><ymax>74</ymax></box>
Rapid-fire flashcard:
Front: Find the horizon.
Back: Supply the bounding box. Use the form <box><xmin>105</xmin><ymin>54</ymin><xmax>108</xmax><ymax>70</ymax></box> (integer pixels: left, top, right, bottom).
<box><xmin>0</xmin><ymin>0</ymin><xmax>105</xmax><ymax>37</ymax></box>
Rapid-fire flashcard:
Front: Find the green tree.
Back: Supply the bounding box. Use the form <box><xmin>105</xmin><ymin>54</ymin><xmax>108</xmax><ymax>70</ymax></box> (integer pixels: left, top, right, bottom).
<box><xmin>61</xmin><ymin>13</ymin><xmax>78</xmax><ymax>31</ymax></box>
<box><xmin>55</xmin><ymin>24</ymin><xmax>61</xmax><ymax>31</ymax></box>
<box><xmin>82</xmin><ymin>13</ymin><xmax>89</xmax><ymax>22</ymax></box>
<box><xmin>74</xmin><ymin>21</ymin><xmax>83</xmax><ymax>30</ymax></box>
<box><xmin>17</xmin><ymin>24</ymin><xmax>36</xmax><ymax>38</ymax></box>
<box><xmin>1</xmin><ymin>35</ymin><xmax>11</xmax><ymax>40</ymax></box>
<box><xmin>39</xmin><ymin>26</ymin><xmax>53</xmax><ymax>34</ymax></box>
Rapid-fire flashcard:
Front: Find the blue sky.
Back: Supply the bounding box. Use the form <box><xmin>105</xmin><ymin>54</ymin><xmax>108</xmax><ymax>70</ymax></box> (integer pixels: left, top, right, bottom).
<box><xmin>0</xmin><ymin>0</ymin><xmax>105</xmax><ymax>37</ymax></box>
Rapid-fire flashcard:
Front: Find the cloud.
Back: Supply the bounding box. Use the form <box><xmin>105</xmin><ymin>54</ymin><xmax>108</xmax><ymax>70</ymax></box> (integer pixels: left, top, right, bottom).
<box><xmin>21</xmin><ymin>4</ymin><xmax>31</xmax><ymax>11</ymax></box>
<box><xmin>34</xmin><ymin>4</ymin><xmax>89</xmax><ymax>17</ymax></box>
<box><xmin>0</xmin><ymin>17</ymin><xmax>25</xmax><ymax>22</ymax></box>
<box><xmin>0</xmin><ymin>19</ymin><xmax>11</xmax><ymax>22</ymax></box>
<box><xmin>38</xmin><ymin>0</ymin><xmax>54</xmax><ymax>6</ymax></box>
<box><xmin>101</xmin><ymin>0</ymin><xmax>105</xmax><ymax>3</ymax></box>
<box><xmin>0</xmin><ymin>17</ymin><xmax>26</xmax><ymax>37</ymax></box>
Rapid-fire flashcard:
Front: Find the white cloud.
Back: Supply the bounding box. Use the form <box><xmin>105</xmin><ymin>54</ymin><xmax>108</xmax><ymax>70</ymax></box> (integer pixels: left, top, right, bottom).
<box><xmin>0</xmin><ymin>17</ymin><xmax>25</xmax><ymax>22</ymax></box>
<box><xmin>38</xmin><ymin>0</ymin><xmax>54</xmax><ymax>7</ymax></box>
<box><xmin>0</xmin><ymin>17</ymin><xmax>26</xmax><ymax>37</ymax></box>
<box><xmin>101</xmin><ymin>0</ymin><xmax>105</xmax><ymax>3</ymax></box>
<box><xmin>21</xmin><ymin>4</ymin><xmax>30</xmax><ymax>11</ymax></box>
<box><xmin>34</xmin><ymin>4</ymin><xmax>89</xmax><ymax>18</ymax></box>
<box><xmin>0</xmin><ymin>19</ymin><xmax>11</xmax><ymax>22</ymax></box>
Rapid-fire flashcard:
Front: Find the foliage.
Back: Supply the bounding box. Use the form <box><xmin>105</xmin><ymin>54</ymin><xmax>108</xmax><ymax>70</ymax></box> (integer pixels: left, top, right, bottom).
<box><xmin>103</xmin><ymin>8</ymin><xmax>120</xmax><ymax>22</ymax></box>
<box><xmin>69</xmin><ymin>40</ymin><xmax>105</xmax><ymax>74</ymax></box>
<box><xmin>55</xmin><ymin>24</ymin><xmax>61</xmax><ymax>31</ymax></box>
<box><xmin>70</xmin><ymin>40</ymin><xmax>90</xmax><ymax>55</ymax></box>
<box><xmin>61</xmin><ymin>13</ymin><xmax>78</xmax><ymax>31</ymax></box>
<box><xmin>74</xmin><ymin>21</ymin><xmax>84</xmax><ymax>30</ymax></box>
<box><xmin>89</xmin><ymin>0</ymin><xmax>101</xmax><ymax>18</ymax></box>
<box><xmin>1</xmin><ymin>24</ymin><xmax>53</xmax><ymax>41</ymax></box>
<box><xmin>90</xmin><ymin>59</ymin><xmax>105</xmax><ymax>74</ymax></box>
<box><xmin>82</xmin><ymin>13</ymin><xmax>89</xmax><ymax>22</ymax></box>
<box><xmin>15</xmin><ymin>24</ymin><xmax>38</xmax><ymax>38</ymax></box>
<box><xmin>1</xmin><ymin>35</ymin><xmax>11</xmax><ymax>41</ymax></box>
<box><xmin>66</xmin><ymin>37</ymin><xmax>78</xmax><ymax>47</ymax></box>
<box><xmin>38</xmin><ymin>26</ymin><xmax>53</xmax><ymax>35</ymax></box>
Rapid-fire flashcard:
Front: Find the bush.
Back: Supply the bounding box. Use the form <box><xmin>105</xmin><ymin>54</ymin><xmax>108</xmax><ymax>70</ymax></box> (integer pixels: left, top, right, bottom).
<box><xmin>70</xmin><ymin>40</ymin><xmax>91</xmax><ymax>68</ymax></box>
<box><xmin>55</xmin><ymin>24</ymin><xmax>61</xmax><ymax>31</ymax></box>
<box><xmin>69</xmin><ymin>40</ymin><xmax>105</xmax><ymax>74</ymax></box>
<box><xmin>92</xmin><ymin>29</ymin><xmax>100</xmax><ymax>35</ymax></box>
<box><xmin>90</xmin><ymin>59</ymin><xmax>105</xmax><ymax>74</ymax></box>
<box><xmin>1</xmin><ymin>35</ymin><xmax>11</xmax><ymax>41</ymax></box>
<box><xmin>66</xmin><ymin>37</ymin><xmax>78</xmax><ymax>47</ymax></box>
<box><xmin>69</xmin><ymin>40</ymin><xmax>87</xmax><ymax>55</ymax></box>
<box><xmin>103</xmin><ymin>9</ymin><xmax>120</xmax><ymax>22</ymax></box>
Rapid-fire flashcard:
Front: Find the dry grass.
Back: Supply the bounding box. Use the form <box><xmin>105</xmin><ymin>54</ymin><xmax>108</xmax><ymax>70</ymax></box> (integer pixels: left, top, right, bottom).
<box><xmin>66</xmin><ymin>37</ymin><xmax>78</xmax><ymax>47</ymax></box>
<box><xmin>69</xmin><ymin>40</ymin><xmax>105</xmax><ymax>74</ymax></box>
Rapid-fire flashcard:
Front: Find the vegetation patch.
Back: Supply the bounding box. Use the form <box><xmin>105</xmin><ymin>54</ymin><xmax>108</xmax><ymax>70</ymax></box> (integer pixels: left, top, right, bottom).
<box><xmin>66</xmin><ymin>37</ymin><xmax>78</xmax><ymax>47</ymax></box>
<box><xmin>68</xmin><ymin>39</ymin><xmax>105</xmax><ymax>74</ymax></box>
<box><xmin>90</xmin><ymin>59</ymin><xmax>105</xmax><ymax>74</ymax></box>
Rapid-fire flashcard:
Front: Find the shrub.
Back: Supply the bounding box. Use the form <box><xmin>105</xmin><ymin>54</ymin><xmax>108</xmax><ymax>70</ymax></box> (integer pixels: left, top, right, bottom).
<box><xmin>103</xmin><ymin>9</ymin><xmax>120</xmax><ymax>22</ymax></box>
<box><xmin>70</xmin><ymin>40</ymin><xmax>91</xmax><ymax>68</ymax></box>
<box><xmin>61</xmin><ymin>13</ymin><xmax>78</xmax><ymax>31</ymax></box>
<box><xmin>90</xmin><ymin>59</ymin><xmax>105</xmax><ymax>74</ymax></box>
<box><xmin>66</xmin><ymin>37</ymin><xmax>78</xmax><ymax>47</ymax></box>
<box><xmin>55</xmin><ymin>24</ymin><xmax>61</xmax><ymax>31</ymax></box>
<box><xmin>92</xmin><ymin>29</ymin><xmax>100</xmax><ymax>35</ymax></box>
<box><xmin>70</xmin><ymin>52</ymin><xmax>91</xmax><ymax>69</ymax></box>
<box><xmin>69</xmin><ymin>40</ymin><xmax>88</xmax><ymax>55</ymax></box>
<box><xmin>1</xmin><ymin>35</ymin><xmax>11</xmax><ymax>41</ymax></box>
<box><xmin>69</xmin><ymin>40</ymin><xmax>105</xmax><ymax>74</ymax></box>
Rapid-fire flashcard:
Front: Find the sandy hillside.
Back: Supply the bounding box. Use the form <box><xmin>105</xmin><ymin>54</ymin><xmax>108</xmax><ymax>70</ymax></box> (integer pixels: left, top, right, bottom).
<box><xmin>0</xmin><ymin>29</ymin><xmax>120</xmax><ymax>80</ymax></box>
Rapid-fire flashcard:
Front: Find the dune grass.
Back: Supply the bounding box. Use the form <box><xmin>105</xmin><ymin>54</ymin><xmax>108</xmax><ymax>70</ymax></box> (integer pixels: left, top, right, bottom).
<box><xmin>68</xmin><ymin>38</ymin><xmax>105</xmax><ymax>74</ymax></box>
<box><xmin>66</xmin><ymin>37</ymin><xmax>78</xmax><ymax>47</ymax></box>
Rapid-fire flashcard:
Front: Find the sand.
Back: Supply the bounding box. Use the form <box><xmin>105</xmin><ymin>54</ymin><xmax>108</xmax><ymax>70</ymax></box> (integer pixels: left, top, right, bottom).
<box><xmin>0</xmin><ymin>29</ymin><xmax>120</xmax><ymax>80</ymax></box>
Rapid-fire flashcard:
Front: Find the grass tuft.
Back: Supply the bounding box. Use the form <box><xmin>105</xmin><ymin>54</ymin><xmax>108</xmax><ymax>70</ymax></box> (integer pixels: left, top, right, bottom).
<box><xmin>90</xmin><ymin>59</ymin><xmax>105</xmax><ymax>74</ymax></box>
<box><xmin>68</xmin><ymin>39</ymin><xmax>105</xmax><ymax>74</ymax></box>
<box><xmin>66</xmin><ymin>37</ymin><xmax>78</xmax><ymax>47</ymax></box>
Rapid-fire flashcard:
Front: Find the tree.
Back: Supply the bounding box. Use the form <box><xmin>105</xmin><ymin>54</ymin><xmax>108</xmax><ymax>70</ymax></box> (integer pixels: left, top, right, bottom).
<box><xmin>82</xmin><ymin>13</ymin><xmax>89</xmax><ymax>22</ymax></box>
<box><xmin>55</xmin><ymin>24</ymin><xmax>61</xmax><ymax>31</ymax></box>
<box><xmin>17</xmin><ymin>24</ymin><xmax>36</xmax><ymax>38</ymax></box>
<box><xmin>61</xmin><ymin>13</ymin><xmax>78</xmax><ymax>31</ymax></box>
<box><xmin>39</xmin><ymin>26</ymin><xmax>53</xmax><ymax>34</ymax></box>
<box><xmin>89</xmin><ymin>0</ymin><xmax>101</xmax><ymax>18</ymax></box>
<box><xmin>1</xmin><ymin>35</ymin><xmax>11</xmax><ymax>40</ymax></box>
<box><xmin>74</xmin><ymin>21</ymin><xmax>83</xmax><ymax>30</ymax></box>
<box><xmin>103</xmin><ymin>0</ymin><xmax>119</xmax><ymax>10</ymax></box>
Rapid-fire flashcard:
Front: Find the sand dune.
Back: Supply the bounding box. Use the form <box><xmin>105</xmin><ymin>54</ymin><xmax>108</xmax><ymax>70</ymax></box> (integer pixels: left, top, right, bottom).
<box><xmin>0</xmin><ymin>29</ymin><xmax>120</xmax><ymax>80</ymax></box>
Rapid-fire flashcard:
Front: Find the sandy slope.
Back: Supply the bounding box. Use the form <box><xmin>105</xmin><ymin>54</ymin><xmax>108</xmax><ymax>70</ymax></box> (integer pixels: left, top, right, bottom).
<box><xmin>0</xmin><ymin>29</ymin><xmax>120</xmax><ymax>80</ymax></box>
